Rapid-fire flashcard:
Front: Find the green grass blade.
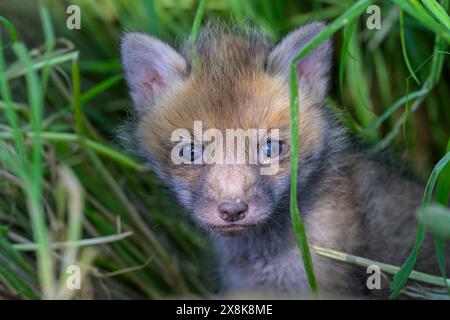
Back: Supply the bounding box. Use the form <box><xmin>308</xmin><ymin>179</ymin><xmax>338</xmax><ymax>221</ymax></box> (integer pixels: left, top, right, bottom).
<box><xmin>6</xmin><ymin>51</ymin><xmax>79</xmax><ymax>80</ymax></box>
<box><xmin>228</xmin><ymin>0</ymin><xmax>246</xmax><ymax>23</ymax></box>
<box><xmin>0</xmin><ymin>15</ymin><xmax>17</xmax><ymax>48</ymax></box>
<box><xmin>400</xmin><ymin>9</ymin><xmax>421</xmax><ymax>85</ymax></box>
<box><xmin>57</xmin><ymin>166</ymin><xmax>84</xmax><ymax>298</ymax></box>
<box><xmin>291</xmin><ymin>0</ymin><xmax>375</xmax><ymax>65</ymax></box>
<box><xmin>142</xmin><ymin>0</ymin><xmax>161</xmax><ymax>37</ymax></box>
<box><xmin>71</xmin><ymin>54</ymin><xmax>84</xmax><ymax>137</ymax></box>
<box><xmin>0</xmin><ymin>236</ymin><xmax>39</xmax><ymax>299</ymax></box>
<box><xmin>422</xmin><ymin>0</ymin><xmax>450</xmax><ymax>29</ymax></box>
<box><xmin>433</xmin><ymin>237</ymin><xmax>450</xmax><ymax>295</ymax></box>
<box><xmin>436</xmin><ymin>139</ymin><xmax>450</xmax><ymax>205</ymax></box>
<box><xmin>339</xmin><ymin>19</ymin><xmax>356</xmax><ymax>101</ymax></box>
<box><xmin>433</xmin><ymin>138</ymin><xmax>450</xmax><ymax>295</ymax></box>
<box><xmin>289</xmin><ymin>64</ymin><xmax>318</xmax><ymax>295</ymax></box>
<box><xmin>80</xmin><ymin>74</ymin><xmax>123</xmax><ymax>105</ymax></box>
<box><xmin>13</xmin><ymin>42</ymin><xmax>55</xmax><ymax>299</ymax></box>
<box><xmin>38</xmin><ymin>5</ymin><xmax>56</xmax><ymax>94</ymax></box>
<box><xmin>13</xmin><ymin>231</ymin><xmax>133</xmax><ymax>251</ymax></box>
<box><xmin>390</xmin><ymin>150</ymin><xmax>450</xmax><ymax>299</ymax></box>
<box><xmin>346</xmin><ymin>23</ymin><xmax>377</xmax><ymax>138</ymax></box>
<box><xmin>289</xmin><ymin>0</ymin><xmax>376</xmax><ymax>296</ymax></box>
<box><xmin>313</xmin><ymin>245</ymin><xmax>450</xmax><ymax>287</ymax></box>
<box><xmin>364</xmin><ymin>88</ymin><xmax>430</xmax><ymax>132</ymax></box>
<box><xmin>0</xmin><ymin>37</ymin><xmax>28</xmax><ymax>171</ymax></box>
<box><xmin>392</xmin><ymin>0</ymin><xmax>450</xmax><ymax>42</ymax></box>
<box><xmin>0</xmin><ymin>131</ymin><xmax>142</xmax><ymax>170</ymax></box>
<box><xmin>373</xmin><ymin>19</ymin><xmax>448</xmax><ymax>150</ymax></box>
<box><xmin>190</xmin><ymin>0</ymin><xmax>207</xmax><ymax>72</ymax></box>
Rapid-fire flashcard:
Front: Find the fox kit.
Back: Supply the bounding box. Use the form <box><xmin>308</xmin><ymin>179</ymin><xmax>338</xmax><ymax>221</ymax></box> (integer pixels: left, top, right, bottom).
<box><xmin>120</xmin><ymin>21</ymin><xmax>447</xmax><ymax>298</ymax></box>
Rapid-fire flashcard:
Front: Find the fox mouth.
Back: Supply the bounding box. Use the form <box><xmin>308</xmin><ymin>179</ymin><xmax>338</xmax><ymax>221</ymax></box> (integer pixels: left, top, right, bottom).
<box><xmin>208</xmin><ymin>223</ymin><xmax>254</xmax><ymax>236</ymax></box>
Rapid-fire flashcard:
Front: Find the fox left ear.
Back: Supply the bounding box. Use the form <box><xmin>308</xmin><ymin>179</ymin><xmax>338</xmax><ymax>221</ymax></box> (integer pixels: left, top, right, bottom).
<box><xmin>267</xmin><ymin>22</ymin><xmax>332</xmax><ymax>100</ymax></box>
<box><xmin>120</xmin><ymin>32</ymin><xmax>187</xmax><ymax>114</ymax></box>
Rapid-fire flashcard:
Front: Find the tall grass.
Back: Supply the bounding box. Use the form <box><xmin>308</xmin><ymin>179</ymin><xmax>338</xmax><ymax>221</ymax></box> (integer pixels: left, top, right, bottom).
<box><xmin>0</xmin><ymin>0</ymin><xmax>449</xmax><ymax>299</ymax></box>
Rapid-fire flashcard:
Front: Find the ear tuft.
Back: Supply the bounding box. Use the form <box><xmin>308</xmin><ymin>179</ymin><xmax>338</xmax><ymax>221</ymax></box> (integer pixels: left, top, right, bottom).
<box><xmin>120</xmin><ymin>32</ymin><xmax>187</xmax><ymax>113</ymax></box>
<box><xmin>267</xmin><ymin>22</ymin><xmax>332</xmax><ymax>100</ymax></box>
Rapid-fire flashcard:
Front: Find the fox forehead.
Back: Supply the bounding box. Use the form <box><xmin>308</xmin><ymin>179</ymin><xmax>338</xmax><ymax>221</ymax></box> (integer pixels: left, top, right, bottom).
<box><xmin>138</xmin><ymin>70</ymin><xmax>323</xmax><ymax>163</ymax></box>
<box><xmin>149</xmin><ymin>72</ymin><xmax>289</xmax><ymax>129</ymax></box>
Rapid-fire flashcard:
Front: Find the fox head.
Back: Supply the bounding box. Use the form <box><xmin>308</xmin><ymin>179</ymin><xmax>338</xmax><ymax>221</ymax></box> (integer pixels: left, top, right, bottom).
<box><xmin>121</xmin><ymin>21</ymin><xmax>341</xmax><ymax>236</ymax></box>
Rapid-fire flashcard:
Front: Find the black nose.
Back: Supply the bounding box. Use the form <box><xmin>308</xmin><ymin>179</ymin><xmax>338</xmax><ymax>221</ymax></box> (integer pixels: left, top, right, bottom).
<box><xmin>218</xmin><ymin>197</ymin><xmax>248</xmax><ymax>222</ymax></box>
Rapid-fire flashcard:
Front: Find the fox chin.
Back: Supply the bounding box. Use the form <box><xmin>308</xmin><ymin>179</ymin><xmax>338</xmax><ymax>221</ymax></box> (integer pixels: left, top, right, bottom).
<box><xmin>120</xmin><ymin>20</ymin><xmax>449</xmax><ymax>298</ymax></box>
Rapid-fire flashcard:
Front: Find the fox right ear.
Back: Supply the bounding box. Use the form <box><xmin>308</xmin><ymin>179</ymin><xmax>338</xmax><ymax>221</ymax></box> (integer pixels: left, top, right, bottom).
<box><xmin>120</xmin><ymin>32</ymin><xmax>187</xmax><ymax>113</ymax></box>
<box><xmin>267</xmin><ymin>22</ymin><xmax>332</xmax><ymax>100</ymax></box>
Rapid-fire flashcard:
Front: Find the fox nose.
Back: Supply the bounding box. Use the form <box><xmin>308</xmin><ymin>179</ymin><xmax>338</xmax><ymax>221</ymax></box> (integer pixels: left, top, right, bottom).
<box><xmin>218</xmin><ymin>197</ymin><xmax>248</xmax><ymax>222</ymax></box>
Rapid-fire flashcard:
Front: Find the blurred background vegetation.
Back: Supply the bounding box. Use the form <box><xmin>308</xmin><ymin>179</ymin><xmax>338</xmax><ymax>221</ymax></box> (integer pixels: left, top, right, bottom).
<box><xmin>0</xmin><ymin>0</ymin><xmax>449</xmax><ymax>299</ymax></box>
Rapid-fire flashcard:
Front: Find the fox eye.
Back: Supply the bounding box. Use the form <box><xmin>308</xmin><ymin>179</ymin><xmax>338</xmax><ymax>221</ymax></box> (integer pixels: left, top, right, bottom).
<box><xmin>179</xmin><ymin>143</ymin><xmax>202</xmax><ymax>163</ymax></box>
<box><xmin>259</xmin><ymin>140</ymin><xmax>283</xmax><ymax>158</ymax></box>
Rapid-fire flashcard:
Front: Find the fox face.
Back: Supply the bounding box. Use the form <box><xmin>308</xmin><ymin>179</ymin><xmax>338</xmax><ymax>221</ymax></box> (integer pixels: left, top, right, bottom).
<box><xmin>121</xmin><ymin>22</ymin><xmax>336</xmax><ymax>236</ymax></box>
